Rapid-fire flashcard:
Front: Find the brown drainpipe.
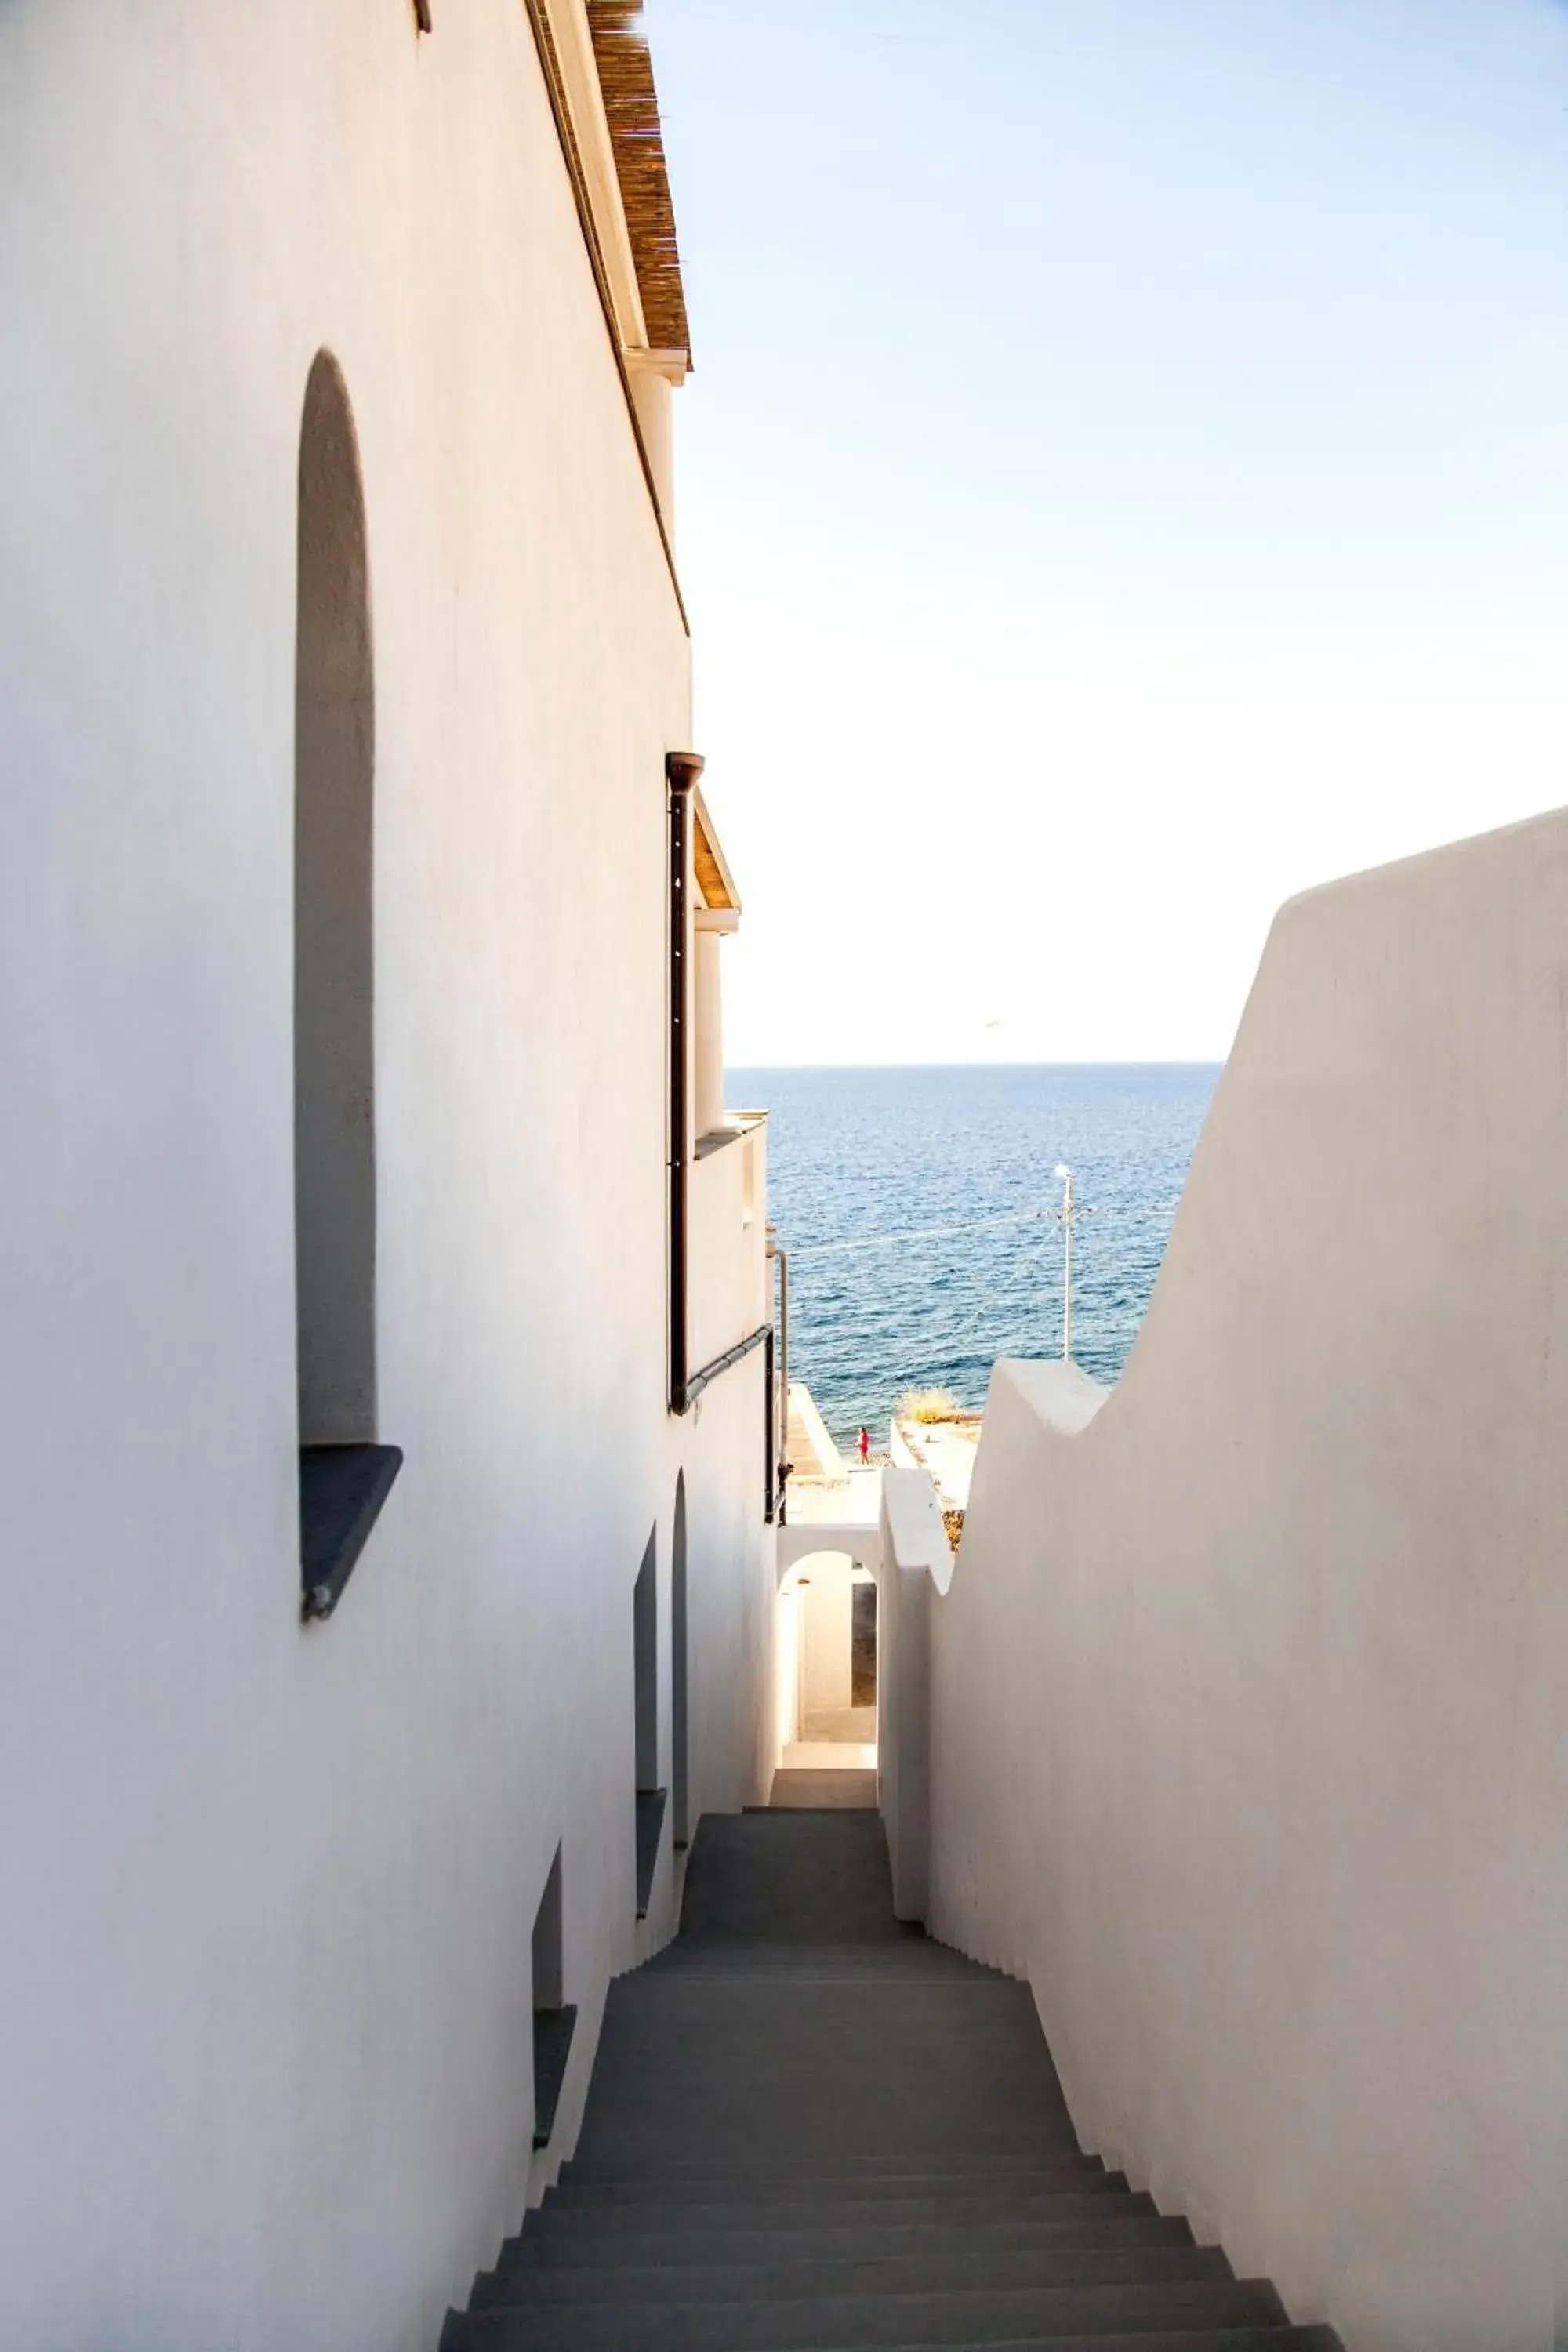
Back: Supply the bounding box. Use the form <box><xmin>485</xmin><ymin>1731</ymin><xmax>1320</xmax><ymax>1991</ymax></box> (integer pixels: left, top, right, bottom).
<box><xmin>766</xmin><ymin>1226</ymin><xmax>792</xmax><ymax>1522</ymax></box>
<box><xmin>666</xmin><ymin>752</ymin><xmax>703</xmax><ymax>1414</ymax></box>
<box><xmin>763</xmin><ymin>1327</ymin><xmax>775</xmax><ymax>1523</ymax></box>
<box><xmin>776</xmin><ymin>1243</ymin><xmax>792</xmax><ymax>1522</ymax></box>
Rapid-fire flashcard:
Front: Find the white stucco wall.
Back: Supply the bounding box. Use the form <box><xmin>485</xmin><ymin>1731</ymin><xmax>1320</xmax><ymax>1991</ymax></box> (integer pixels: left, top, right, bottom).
<box><xmin>775</xmin><ymin>1581</ymin><xmax>802</xmax><ymax>1755</ymax></box>
<box><xmin>800</xmin><ymin>1554</ymin><xmax>855</xmax><ymax>1720</ymax></box>
<box><xmin>876</xmin><ymin>1471</ymin><xmax>951</xmax><ymax>1922</ymax></box>
<box><xmin>0</xmin><ymin>6</ymin><xmax>773</xmax><ymax>2348</ymax></box>
<box><xmin>924</xmin><ymin>810</ymin><xmax>1568</xmax><ymax>2352</ymax></box>
<box><xmin>690</xmin><ymin>1116</ymin><xmax>768</xmax><ymax>1377</ymax></box>
<box><xmin>693</xmin><ymin>924</ymin><xmax>728</xmax><ymax>1141</ymax></box>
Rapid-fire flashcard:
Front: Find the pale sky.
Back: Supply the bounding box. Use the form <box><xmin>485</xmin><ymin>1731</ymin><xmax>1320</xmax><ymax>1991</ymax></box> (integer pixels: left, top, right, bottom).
<box><xmin>652</xmin><ymin>0</ymin><xmax>1568</xmax><ymax>1065</ymax></box>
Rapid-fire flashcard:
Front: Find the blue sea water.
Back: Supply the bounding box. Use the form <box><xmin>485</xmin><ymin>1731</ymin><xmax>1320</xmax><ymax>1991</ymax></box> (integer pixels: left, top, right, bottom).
<box><xmin>727</xmin><ymin>1064</ymin><xmax>1220</xmax><ymax>1453</ymax></box>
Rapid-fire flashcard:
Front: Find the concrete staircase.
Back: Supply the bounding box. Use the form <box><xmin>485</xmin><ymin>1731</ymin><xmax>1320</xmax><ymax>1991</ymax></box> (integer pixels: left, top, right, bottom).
<box><xmin>444</xmin><ymin>1811</ymin><xmax>1341</xmax><ymax>2351</ymax></box>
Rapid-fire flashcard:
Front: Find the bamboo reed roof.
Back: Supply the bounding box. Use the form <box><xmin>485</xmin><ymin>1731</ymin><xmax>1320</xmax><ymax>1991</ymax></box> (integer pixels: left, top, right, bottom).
<box><xmin>586</xmin><ymin>2</ymin><xmax>691</xmax><ymax>362</ymax></box>
<box><xmin>692</xmin><ymin>788</ymin><xmax>740</xmax><ymax>915</ymax></box>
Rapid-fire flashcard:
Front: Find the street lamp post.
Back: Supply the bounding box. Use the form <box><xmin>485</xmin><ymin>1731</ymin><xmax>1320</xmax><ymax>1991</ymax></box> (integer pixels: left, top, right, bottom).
<box><xmin>1054</xmin><ymin>1162</ymin><xmax>1074</xmax><ymax>1362</ymax></box>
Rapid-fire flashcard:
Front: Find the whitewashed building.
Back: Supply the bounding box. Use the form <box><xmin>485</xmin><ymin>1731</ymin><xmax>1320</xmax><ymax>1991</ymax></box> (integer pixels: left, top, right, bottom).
<box><xmin>12</xmin><ymin>10</ymin><xmax>1565</xmax><ymax>2352</ymax></box>
<box><xmin>0</xmin><ymin>5</ymin><xmax>778</xmax><ymax>2347</ymax></box>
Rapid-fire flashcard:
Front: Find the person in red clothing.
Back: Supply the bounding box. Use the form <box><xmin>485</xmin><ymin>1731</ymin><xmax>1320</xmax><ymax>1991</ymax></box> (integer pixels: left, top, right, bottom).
<box><xmin>857</xmin><ymin>1427</ymin><xmax>870</xmax><ymax>1465</ymax></box>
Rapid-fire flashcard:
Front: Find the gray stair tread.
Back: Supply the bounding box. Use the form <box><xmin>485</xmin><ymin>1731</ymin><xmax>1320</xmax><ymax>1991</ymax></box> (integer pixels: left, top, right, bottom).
<box><xmin>615</xmin><ymin>2339</ymin><xmax>1340</xmax><ymax>2352</ymax></box>
<box><xmin>642</xmin><ymin>1947</ymin><xmax>1005</xmax><ymax>1980</ymax></box>
<box><xmin>534</xmin><ymin>2190</ymin><xmax>1158</xmax><ymax>2235</ymax></box>
<box><xmin>506</xmin><ymin>2216</ymin><xmax>1196</xmax><ymax>2270</ymax></box>
<box><xmin>583</xmin><ymin>2063</ymin><xmax>1070</xmax><ymax>2156</ymax></box>
<box><xmin>603</xmin><ymin>1978</ymin><xmax>1042</xmax><ymax>2006</ymax></box>
<box><xmin>574</xmin><ymin>2131</ymin><xmax>1077</xmax><ymax>2167</ymax></box>
<box><xmin>568</xmin><ymin>2132</ymin><xmax>1077</xmax><ymax>2169</ymax></box>
<box><xmin>600</xmin><ymin>1990</ymin><xmax>1048</xmax><ymax>2024</ymax></box>
<box><xmin>548</xmin><ymin>2169</ymin><xmax>1124</xmax><ymax>2207</ymax></box>
<box><xmin>671</xmin><ymin>1813</ymin><xmax>917</xmax><ymax>1945</ymax></box>
<box><xmin>451</xmin><ymin>1810</ymin><xmax>1324</xmax><ymax>2350</ymax></box>
<box><xmin>442</xmin><ymin>2277</ymin><xmax>1288</xmax><ymax>2349</ymax></box>
<box><xmin>559</xmin><ymin>2151</ymin><xmax>1100</xmax><ymax>2185</ymax></box>
<box><xmin>474</xmin><ymin>2245</ymin><xmax>1232</xmax><ymax>2307</ymax></box>
<box><xmin>776</xmin><ymin>2339</ymin><xmax>1341</xmax><ymax>2352</ymax></box>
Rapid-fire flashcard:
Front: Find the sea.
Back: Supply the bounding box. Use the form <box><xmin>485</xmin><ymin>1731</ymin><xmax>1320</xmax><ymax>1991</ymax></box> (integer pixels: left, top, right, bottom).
<box><xmin>727</xmin><ymin>1064</ymin><xmax>1220</xmax><ymax>1454</ymax></box>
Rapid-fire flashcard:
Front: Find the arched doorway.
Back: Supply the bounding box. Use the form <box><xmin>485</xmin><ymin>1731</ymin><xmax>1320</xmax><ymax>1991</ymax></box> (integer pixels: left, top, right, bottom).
<box><xmin>773</xmin><ymin>1550</ymin><xmax>877</xmax><ymax>1809</ymax></box>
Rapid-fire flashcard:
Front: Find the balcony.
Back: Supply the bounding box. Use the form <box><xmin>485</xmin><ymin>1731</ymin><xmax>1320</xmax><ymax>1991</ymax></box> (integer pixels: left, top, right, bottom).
<box><xmin>688</xmin><ymin>1109</ymin><xmax>768</xmax><ymax>1380</ymax></box>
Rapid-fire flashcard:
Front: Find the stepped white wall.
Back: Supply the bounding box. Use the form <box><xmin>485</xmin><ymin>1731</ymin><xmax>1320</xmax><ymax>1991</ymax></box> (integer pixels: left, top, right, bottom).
<box><xmin>927</xmin><ymin>809</ymin><xmax>1568</xmax><ymax>2352</ymax></box>
<box><xmin>0</xmin><ymin>5</ymin><xmax>773</xmax><ymax>2347</ymax></box>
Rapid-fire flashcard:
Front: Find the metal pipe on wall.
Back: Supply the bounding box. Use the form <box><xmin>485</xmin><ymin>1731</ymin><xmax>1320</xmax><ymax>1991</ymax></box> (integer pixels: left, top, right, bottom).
<box><xmin>666</xmin><ymin>751</ymin><xmax>702</xmax><ymax>1414</ymax></box>
<box><xmin>764</xmin><ymin>1327</ymin><xmax>775</xmax><ymax>1524</ymax></box>
<box><xmin>768</xmin><ymin>1232</ymin><xmax>791</xmax><ymax>1521</ymax></box>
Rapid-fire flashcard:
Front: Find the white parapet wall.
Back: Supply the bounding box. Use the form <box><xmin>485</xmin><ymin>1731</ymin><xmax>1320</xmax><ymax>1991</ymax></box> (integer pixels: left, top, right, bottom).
<box><xmin>913</xmin><ymin>808</ymin><xmax>1568</xmax><ymax>2352</ymax></box>
<box><xmin>876</xmin><ymin>1468</ymin><xmax>952</xmax><ymax>1922</ymax></box>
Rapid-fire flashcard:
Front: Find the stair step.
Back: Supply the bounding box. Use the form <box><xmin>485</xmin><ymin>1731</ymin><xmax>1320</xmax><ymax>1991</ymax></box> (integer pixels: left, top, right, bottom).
<box><xmin>575</xmin><ymin>2125</ymin><xmax>1075</xmax><ymax>2158</ymax></box>
<box><xmin>566</xmin><ymin>2136</ymin><xmax>1081</xmax><ymax>2164</ymax></box>
<box><xmin>601</xmin><ymin>2016</ymin><xmax>1045</xmax><ymax>2037</ymax></box>
<box><xmin>643</xmin><ymin>1951</ymin><xmax>1005</xmax><ymax>1980</ymax></box>
<box><xmin>606</xmin><ymin>1980</ymin><xmax>1041</xmax><ymax>2004</ymax></box>
<box><xmin>611</xmin><ymin>1985</ymin><xmax>1044</xmax><ymax>2004</ymax></box>
<box><xmin>474</xmin><ymin>2244</ymin><xmax>1232</xmax><ymax>2307</ymax></box>
<box><xmin>448</xmin><ymin>1812</ymin><xmax>1334</xmax><ymax>2352</ymax></box>
<box><xmin>775</xmin><ymin>2339</ymin><xmax>1344</xmax><ymax>2352</ymax></box>
<box><xmin>538</xmin><ymin>2339</ymin><xmax>1345</xmax><ymax>2352</ymax></box>
<box><xmin>443</xmin><ymin>2276</ymin><xmax>1290</xmax><ymax>2349</ymax></box>
<box><xmin>534</xmin><ymin>2190</ymin><xmax>1156</xmax><ymax>2237</ymax></box>
<box><xmin>562</xmin><ymin>2149</ymin><xmax>1087</xmax><ymax>2181</ymax></box>
<box><xmin>645</xmin><ymin>1943</ymin><xmax>1004</xmax><ymax>1961</ymax></box>
<box><xmin>549</xmin><ymin>2168</ymin><xmax>1120</xmax><ymax>2208</ymax></box>
<box><xmin>560</xmin><ymin>2150</ymin><xmax>1102</xmax><ymax>2187</ymax></box>
<box><xmin>506</xmin><ymin>2216</ymin><xmax>1196</xmax><ymax>2271</ymax></box>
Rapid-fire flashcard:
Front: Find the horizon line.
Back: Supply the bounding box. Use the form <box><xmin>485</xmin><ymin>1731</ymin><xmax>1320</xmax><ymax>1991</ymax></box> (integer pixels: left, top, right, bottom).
<box><xmin>725</xmin><ymin>1056</ymin><xmax>1227</xmax><ymax>1073</ymax></box>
